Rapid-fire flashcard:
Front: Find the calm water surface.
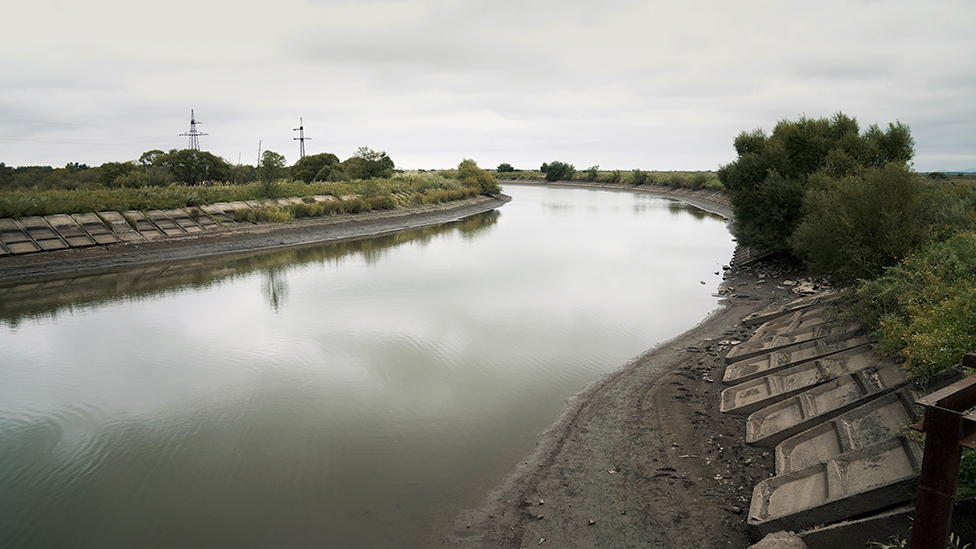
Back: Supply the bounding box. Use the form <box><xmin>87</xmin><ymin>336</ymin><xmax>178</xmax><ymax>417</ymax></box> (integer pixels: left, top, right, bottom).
<box><xmin>0</xmin><ymin>185</ymin><xmax>734</xmax><ymax>548</ymax></box>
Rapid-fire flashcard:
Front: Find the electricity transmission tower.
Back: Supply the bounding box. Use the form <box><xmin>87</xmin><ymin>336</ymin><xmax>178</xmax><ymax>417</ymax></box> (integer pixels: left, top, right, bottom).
<box><xmin>293</xmin><ymin>117</ymin><xmax>310</xmax><ymax>159</ymax></box>
<box><xmin>179</xmin><ymin>109</ymin><xmax>207</xmax><ymax>150</ymax></box>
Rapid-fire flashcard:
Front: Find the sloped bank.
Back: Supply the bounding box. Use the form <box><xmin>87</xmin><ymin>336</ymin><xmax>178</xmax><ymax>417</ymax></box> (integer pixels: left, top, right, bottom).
<box><xmin>0</xmin><ymin>194</ymin><xmax>510</xmax><ymax>284</ymax></box>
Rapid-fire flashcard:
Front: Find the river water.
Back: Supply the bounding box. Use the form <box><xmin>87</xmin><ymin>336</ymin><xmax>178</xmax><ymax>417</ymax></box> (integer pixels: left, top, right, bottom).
<box><xmin>0</xmin><ymin>184</ymin><xmax>734</xmax><ymax>548</ymax></box>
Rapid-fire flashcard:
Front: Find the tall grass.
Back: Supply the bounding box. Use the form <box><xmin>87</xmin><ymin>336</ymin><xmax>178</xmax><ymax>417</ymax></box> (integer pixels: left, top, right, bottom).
<box><xmin>0</xmin><ymin>173</ymin><xmax>482</xmax><ymax>218</ymax></box>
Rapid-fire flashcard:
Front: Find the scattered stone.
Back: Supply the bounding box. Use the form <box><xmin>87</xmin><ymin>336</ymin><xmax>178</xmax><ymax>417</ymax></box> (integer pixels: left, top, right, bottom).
<box><xmin>588</xmin><ymin>519</ymin><xmax>596</xmax><ymax>526</ymax></box>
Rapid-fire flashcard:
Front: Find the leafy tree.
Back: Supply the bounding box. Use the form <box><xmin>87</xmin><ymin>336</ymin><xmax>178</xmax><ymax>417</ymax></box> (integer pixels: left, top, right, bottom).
<box><xmin>456</xmin><ymin>159</ymin><xmax>500</xmax><ymax>195</ymax></box>
<box><xmin>292</xmin><ymin>152</ymin><xmax>340</xmax><ymax>182</ymax></box>
<box><xmin>154</xmin><ymin>149</ymin><xmax>232</xmax><ymax>185</ymax></box>
<box><xmin>97</xmin><ymin>161</ymin><xmax>136</xmax><ymax>186</ymax></box>
<box><xmin>718</xmin><ymin>113</ymin><xmax>914</xmax><ymax>252</ymax></box>
<box><xmin>139</xmin><ymin>150</ymin><xmax>164</xmax><ymax>167</ymax></box>
<box><xmin>342</xmin><ymin>147</ymin><xmax>394</xmax><ymax>180</ymax></box>
<box><xmin>541</xmin><ymin>160</ymin><xmax>575</xmax><ymax>182</ymax></box>
<box><xmin>497</xmin><ymin>163</ymin><xmax>515</xmax><ymax>173</ymax></box>
<box><xmin>258</xmin><ymin>150</ymin><xmax>287</xmax><ymax>196</ymax></box>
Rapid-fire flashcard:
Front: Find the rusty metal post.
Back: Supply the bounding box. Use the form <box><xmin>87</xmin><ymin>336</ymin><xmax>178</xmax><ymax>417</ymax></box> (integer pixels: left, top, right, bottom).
<box><xmin>910</xmin><ymin>353</ymin><xmax>976</xmax><ymax>549</ymax></box>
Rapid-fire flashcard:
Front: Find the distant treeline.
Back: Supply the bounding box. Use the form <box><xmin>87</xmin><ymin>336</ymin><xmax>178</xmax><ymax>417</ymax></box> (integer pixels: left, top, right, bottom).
<box><xmin>0</xmin><ymin>146</ymin><xmax>399</xmax><ymax>192</ymax></box>
<box><xmin>492</xmin><ymin>162</ymin><xmax>723</xmax><ymax>190</ymax></box>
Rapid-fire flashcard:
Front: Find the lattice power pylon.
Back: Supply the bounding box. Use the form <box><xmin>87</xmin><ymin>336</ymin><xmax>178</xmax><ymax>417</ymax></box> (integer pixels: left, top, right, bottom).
<box><xmin>179</xmin><ymin>109</ymin><xmax>207</xmax><ymax>150</ymax></box>
<box><xmin>293</xmin><ymin>117</ymin><xmax>310</xmax><ymax>159</ymax></box>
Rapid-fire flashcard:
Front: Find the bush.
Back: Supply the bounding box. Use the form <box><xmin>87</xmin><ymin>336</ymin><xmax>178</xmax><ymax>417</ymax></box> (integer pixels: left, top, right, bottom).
<box><xmin>854</xmin><ymin>231</ymin><xmax>976</xmax><ymax>381</ymax></box>
<box><xmin>541</xmin><ymin>161</ymin><xmax>575</xmax><ymax>182</ymax></box>
<box><xmin>718</xmin><ymin>113</ymin><xmax>914</xmax><ymax>253</ymax></box>
<box><xmin>629</xmin><ymin>169</ymin><xmax>648</xmax><ymax>186</ymax></box>
<box><xmin>456</xmin><ymin>159</ymin><xmax>500</xmax><ymax>195</ymax></box>
<box><xmin>790</xmin><ymin>165</ymin><xmax>942</xmax><ymax>284</ymax></box>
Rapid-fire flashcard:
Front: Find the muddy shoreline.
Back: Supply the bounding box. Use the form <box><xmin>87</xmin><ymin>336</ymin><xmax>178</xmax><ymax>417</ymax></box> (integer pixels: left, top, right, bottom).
<box><xmin>447</xmin><ymin>182</ymin><xmax>806</xmax><ymax>548</ymax></box>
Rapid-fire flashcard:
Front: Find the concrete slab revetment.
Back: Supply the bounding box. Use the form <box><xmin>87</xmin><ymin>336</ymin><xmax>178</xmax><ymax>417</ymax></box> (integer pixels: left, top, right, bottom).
<box><xmin>98</xmin><ymin>211</ymin><xmax>143</xmax><ymax>242</ymax></box>
<box><xmin>0</xmin><ymin>218</ymin><xmax>41</xmax><ymax>254</ymax></box>
<box><xmin>774</xmin><ymin>387</ymin><xmax>920</xmax><ymax>474</ymax></box>
<box><xmin>745</xmin><ymin>363</ymin><xmax>907</xmax><ymax>447</ymax></box>
<box><xmin>17</xmin><ymin>216</ymin><xmax>68</xmax><ymax>251</ymax></box>
<box><xmin>721</xmin><ymin>346</ymin><xmax>883</xmax><ymax>415</ymax></box>
<box><xmin>72</xmin><ymin>213</ymin><xmax>120</xmax><ymax>245</ymax></box>
<box><xmin>748</xmin><ymin>436</ymin><xmax>922</xmax><ymax>535</ymax></box>
<box><xmin>163</xmin><ymin>209</ymin><xmax>203</xmax><ymax>233</ymax></box>
<box><xmin>723</xmin><ymin>335</ymin><xmax>872</xmax><ymax>385</ymax></box>
<box><xmin>122</xmin><ymin>211</ymin><xmax>165</xmax><ymax>239</ymax></box>
<box><xmin>201</xmin><ymin>203</ymin><xmax>235</xmax><ymax>223</ymax></box>
<box><xmin>741</xmin><ymin>290</ymin><xmax>843</xmax><ymax>326</ymax></box>
<box><xmin>725</xmin><ymin>323</ymin><xmax>863</xmax><ymax>364</ymax></box>
<box><xmin>45</xmin><ymin>214</ymin><xmax>96</xmax><ymax>247</ymax></box>
<box><xmin>146</xmin><ymin>210</ymin><xmax>186</xmax><ymax>237</ymax></box>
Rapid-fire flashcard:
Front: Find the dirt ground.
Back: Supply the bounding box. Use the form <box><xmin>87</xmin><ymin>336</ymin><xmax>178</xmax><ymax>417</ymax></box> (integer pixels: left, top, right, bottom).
<box><xmin>447</xmin><ymin>252</ymin><xmax>812</xmax><ymax>549</ymax></box>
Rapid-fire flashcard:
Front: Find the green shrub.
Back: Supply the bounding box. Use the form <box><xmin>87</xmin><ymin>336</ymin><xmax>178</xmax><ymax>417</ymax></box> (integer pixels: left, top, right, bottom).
<box><xmin>854</xmin><ymin>231</ymin><xmax>976</xmax><ymax>381</ymax></box>
<box><xmin>791</xmin><ymin>165</ymin><xmax>942</xmax><ymax>284</ymax></box>
<box><xmin>629</xmin><ymin>169</ymin><xmax>649</xmax><ymax>186</ymax></box>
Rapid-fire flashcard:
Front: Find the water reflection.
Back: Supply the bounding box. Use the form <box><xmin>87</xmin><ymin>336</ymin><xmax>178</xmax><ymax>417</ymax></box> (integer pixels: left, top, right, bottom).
<box><xmin>0</xmin><ymin>211</ymin><xmax>500</xmax><ymax>325</ymax></box>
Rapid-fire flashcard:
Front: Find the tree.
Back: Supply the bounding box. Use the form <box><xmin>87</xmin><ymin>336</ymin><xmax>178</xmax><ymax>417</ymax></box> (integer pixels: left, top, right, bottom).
<box><xmin>342</xmin><ymin>147</ymin><xmax>394</xmax><ymax>180</ymax></box>
<box><xmin>497</xmin><ymin>163</ymin><xmax>515</xmax><ymax>173</ymax></box>
<box><xmin>292</xmin><ymin>152</ymin><xmax>340</xmax><ymax>182</ymax></box>
<box><xmin>541</xmin><ymin>161</ymin><xmax>575</xmax><ymax>182</ymax></box>
<box><xmin>258</xmin><ymin>150</ymin><xmax>287</xmax><ymax>196</ymax></box>
<box><xmin>153</xmin><ymin>148</ymin><xmax>232</xmax><ymax>185</ymax></box>
<box><xmin>718</xmin><ymin>113</ymin><xmax>915</xmax><ymax>252</ymax></box>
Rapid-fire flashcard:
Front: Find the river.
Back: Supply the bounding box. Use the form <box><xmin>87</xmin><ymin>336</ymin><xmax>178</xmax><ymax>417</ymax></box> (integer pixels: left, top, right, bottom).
<box><xmin>0</xmin><ymin>184</ymin><xmax>735</xmax><ymax>548</ymax></box>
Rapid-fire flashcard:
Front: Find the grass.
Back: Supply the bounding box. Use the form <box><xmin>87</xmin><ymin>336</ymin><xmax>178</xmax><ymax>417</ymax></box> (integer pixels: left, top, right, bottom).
<box><xmin>0</xmin><ymin>173</ymin><xmax>483</xmax><ymax>218</ymax></box>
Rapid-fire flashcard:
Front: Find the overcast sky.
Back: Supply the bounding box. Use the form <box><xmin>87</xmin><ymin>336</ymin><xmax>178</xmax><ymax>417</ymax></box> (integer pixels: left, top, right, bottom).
<box><xmin>1</xmin><ymin>0</ymin><xmax>974</xmax><ymax>172</ymax></box>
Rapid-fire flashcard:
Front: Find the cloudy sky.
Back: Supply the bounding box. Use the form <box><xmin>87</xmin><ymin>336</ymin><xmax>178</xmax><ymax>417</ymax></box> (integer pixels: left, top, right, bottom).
<box><xmin>1</xmin><ymin>0</ymin><xmax>974</xmax><ymax>172</ymax></box>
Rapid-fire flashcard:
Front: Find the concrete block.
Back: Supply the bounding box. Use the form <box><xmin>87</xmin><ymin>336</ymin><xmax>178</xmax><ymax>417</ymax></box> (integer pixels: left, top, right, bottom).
<box><xmin>748</xmin><ymin>436</ymin><xmax>921</xmax><ymax>536</ymax></box>
<box><xmin>226</xmin><ymin>201</ymin><xmax>252</xmax><ymax>216</ymax></box>
<box><xmin>98</xmin><ymin>211</ymin><xmax>144</xmax><ymax>242</ymax></box>
<box><xmin>745</xmin><ymin>364</ymin><xmax>907</xmax><ymax>447</ymax></box>
<box><xmin>122</xmin><ymin>210</ymin><xmax>165</xmax><ymax>239</ymax></box>
<box><xmin>742</xmin><ymin>290</ymin><xmax>843</xmax><ymax>326</ymax></box>
<box><xmin>201</xmin><ymin>203</ymin><xmax>235</xmax><ymax>223</ymax></box>
<box><xmin>146</xmin><ymin>210</ymin><xmax>186</xmax><ymax>237</ymax></box>
<box><xmin>312</xmin><ymin>195</ymin><xmax>338</xmax><ymax>203</ymax></box>
<box><xmin>18</xmin><ymin>216</ymin><xmax>69</xmax><ymax>250</ymax></box>
<box><xmin>0</xmin><ymin>240</ymin><xmax>8</xmax><ymax>255</ymax></box>
<box><xmin>0</xmin><ymin>218</ymin><xmax>41</xmax><ymax>254</ymax></box>
<box><xmin>72</xmin><ymin>212</ymin><xmax>120</xmax><ymax>245</ymax></box>
<box><xmin>724</xmin><ymin>336</ymin><xmax>872</xmax><ymax>385</ymax></box>
<box><xmin>276</xmin><ymin>197</ymin><xmax>303</xmax><ymax>207</ymax></box>
<box><xmin>753</xmin><ymin>309</ymin><xmax>828</xmax><ymax>339</ymax></box>
<box><xmin>186</xmin><ymin>208</ymin><xmax>218</xmax><ymax>230</ymax></box>
<box><xmin>722</xmin><ymin>346</ymin><xmax>883</xmax><ymax>415</ymax></box>
<box><xmin>163</xmin><ymin>208</ymin><xmax>203</xmax><ymax>233</ymax></box>
<box><xmin>775</xmin><ymin>388</ymin><xmax>920</xmax><ymax>474</ymax></box>
<box><xmin>45</xmin><ymin>214</ymin><xmax>96</xmax><ymax>247</ymax></box>
<box><xmin>725</xmin><ymin>323</ymin><xmax>863</xmax><ymax>364</ymax></box>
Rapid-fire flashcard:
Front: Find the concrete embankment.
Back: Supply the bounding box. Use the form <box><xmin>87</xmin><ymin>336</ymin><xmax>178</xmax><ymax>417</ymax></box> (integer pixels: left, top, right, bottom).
<box><xmin>0</xmin><ymin>194</ymin><xmax>511</xmax><ymax>284</ymax></box>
